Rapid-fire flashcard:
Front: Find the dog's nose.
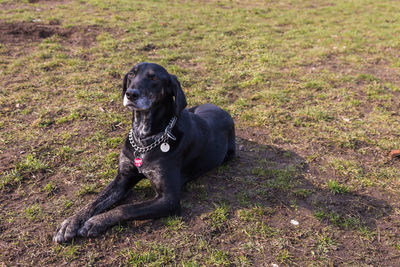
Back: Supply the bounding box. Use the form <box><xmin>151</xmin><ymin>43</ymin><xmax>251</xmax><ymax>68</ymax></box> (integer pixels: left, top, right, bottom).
<box><xmin>126</xmin><ymin>89</ymin><xmax>140</xmax><ymax>101</ymax></box>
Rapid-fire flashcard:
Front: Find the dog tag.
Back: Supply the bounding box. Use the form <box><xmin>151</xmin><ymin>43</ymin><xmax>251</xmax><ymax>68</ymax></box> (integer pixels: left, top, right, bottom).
<box><xmin>160</xmin><ymin>143</ymin><xmax>170</xmax><ymax>153</ymax></box>
<box><xmin>134</xmin><ymin>158</ymin><xmax>142</xmax><ymax>167</ymax></box>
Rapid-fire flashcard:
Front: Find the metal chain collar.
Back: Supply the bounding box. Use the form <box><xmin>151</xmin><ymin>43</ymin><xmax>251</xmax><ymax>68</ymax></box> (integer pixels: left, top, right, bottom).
<box><xmin>128</xmin><ymin>116</ymin><xmax>177</xmax><ymax>154</ymax></box>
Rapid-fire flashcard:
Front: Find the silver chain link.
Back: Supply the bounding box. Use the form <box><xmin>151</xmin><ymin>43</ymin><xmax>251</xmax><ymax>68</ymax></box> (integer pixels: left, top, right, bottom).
<box><xmin>128</xmin><ymin>116</ymin><xmax>177</xmax><ymax>154</ymax></box>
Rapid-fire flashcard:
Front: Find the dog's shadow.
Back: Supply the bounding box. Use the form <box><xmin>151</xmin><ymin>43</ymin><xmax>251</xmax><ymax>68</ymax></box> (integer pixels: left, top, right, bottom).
<box><xmin>121</xmin><ymin>137</ymin><xmax>392</xmax><ymax>236</ymax></box>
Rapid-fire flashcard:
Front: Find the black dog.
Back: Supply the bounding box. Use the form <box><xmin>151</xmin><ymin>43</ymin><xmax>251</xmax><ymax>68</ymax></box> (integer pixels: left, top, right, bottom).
<box><xmin>53</xmin><ymin>62</ymin><xmax>235</xmax><ymax>243</ymax></box>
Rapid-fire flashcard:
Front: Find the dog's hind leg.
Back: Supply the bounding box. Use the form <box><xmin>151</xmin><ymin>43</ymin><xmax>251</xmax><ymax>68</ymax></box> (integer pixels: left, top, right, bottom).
<box><xmin>223</xmin><ymin>126</ymin><xmax>236</xmax><ymax>163</ymax></box>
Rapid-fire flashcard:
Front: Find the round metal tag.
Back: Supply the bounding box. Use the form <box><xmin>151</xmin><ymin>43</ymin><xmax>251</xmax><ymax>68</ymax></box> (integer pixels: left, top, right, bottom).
<box><xmin>160</xmin><ymin>143</ymin><xmax>170</xmax><ymax>153</ymax></box>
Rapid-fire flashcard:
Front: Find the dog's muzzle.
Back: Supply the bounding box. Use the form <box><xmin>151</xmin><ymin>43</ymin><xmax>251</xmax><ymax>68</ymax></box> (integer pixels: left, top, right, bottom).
<box><xmin>126</xmin><ymin>88</ymin><xmax>140</xmax><ymax>101</ymax></box>
<box><xmin>123</xmin><ymin>92</ymin><xmax>152</xmax><ymax>111</ymax></box>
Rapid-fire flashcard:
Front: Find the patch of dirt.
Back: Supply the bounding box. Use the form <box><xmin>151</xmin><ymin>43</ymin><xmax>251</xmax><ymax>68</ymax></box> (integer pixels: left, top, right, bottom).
<box><xmin>25</xmin><ymin>0</ymin><xmax>66</xmax><ymax>3</ymax></box>
<box><xmin>308</xmin><ymin>54</ymin><xmax>400</xmax><ymax>86</ymax></box>
<box><xmin>0</xmin><ymin>2</ymin><xmax>19</xmax><ymax>11</ymax></box>
<box><xmin>0</xmin><ymin>149</ymin><xmax>21</xmax><ymax>174</ymax></box>
<box><xmin>364</xmin><ymin>64</ymin><xmax>400</xmax><ymax>85</ymax></box>
<box><xmin>0</xmin><ymin>0</ymin><xmax>67</xmax><ymax>11</ymax></box>
<box><xmin>0</xmin><ymin>21</ymin><xmax>106</xmax><ymax>47</ymax></box>
<box><xmin>138</xmin><ymin>43</ymin><xmax>158</xmax><ymax>51</ymax></box>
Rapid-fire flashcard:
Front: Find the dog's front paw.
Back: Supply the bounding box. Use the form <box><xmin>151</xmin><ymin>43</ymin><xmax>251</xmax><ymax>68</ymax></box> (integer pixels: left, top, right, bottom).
<box><xmin>77</xmin><ymin>215</ymin><xmax>107</xmax><ymax>237</ymax></box>
<box><xmin>53</xmin><ymin>215</ymin><xmax>83</xmax><ymax>244</ymax></box>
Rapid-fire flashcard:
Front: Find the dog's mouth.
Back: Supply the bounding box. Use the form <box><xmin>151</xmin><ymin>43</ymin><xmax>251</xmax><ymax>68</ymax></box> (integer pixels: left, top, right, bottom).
<box><xmin>123</xmin><ymin>95</ymin><xmax>152</xmax><ymax>111</ymax></box>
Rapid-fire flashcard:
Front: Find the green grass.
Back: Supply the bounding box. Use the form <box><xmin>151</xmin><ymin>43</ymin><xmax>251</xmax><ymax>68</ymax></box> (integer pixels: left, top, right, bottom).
<box><xmin>207</xmin><ymin>203</ymin><xmax>229</xmax><ymax>231</ymax></box>
<box><xmin>315</xmin><ymin>233</ymin><xmax>339</xmax><ymax>255</ymax></box>
<box><xmin>24</xmin><ymin>204</ymin><xmax>42</xmax><ymax>221</ymax></box>
<box><xmin>77</xmin><ymin>183</ymin><xmax>99</xmax><ymax>196</ymax></box>
<box><xmin>1</xmin><ymin>154</ymin><xmax>49</xmax><ymax>189</ymax></box>
<box><xmin>125</xmin><ymin>242</ymin><xmax>176</xmax><ymax>266</ymax></box>
<box><xmin>16</xmin><ymin>154</ymin><xmax>49</xmax><ymax>174</ymax></box>
<box><xmin>162</xmin><ymin>216</ymin><xmax>186</xmax><ymax>231</ymax></box>
<box><xmin>1</xmin><ymin>0</ymin><xmax>400</xmax><ymax>265</ymax></box>
<box><xmin>43</xmin><ymin>181</ymin><xmax>57</xmax><ymax>195</ymax></box>
<box><xmin>313</xmin><ymin>210</ymin><xmax>363</xmax><ymax>231</ymax></box>
<box><xmin>327</xmin><ymin>180</ymin><xmax>349</xmax><ymax>195</ymax></box>
<box><xmin>58</xmin><ymin>243</ymin><xmax>81</xmax><ymax>262</ymax></box>
<box><xmin>0</xmin><ymin>170</ymin><xmax>23</xmax><ymax>190</ymax></box>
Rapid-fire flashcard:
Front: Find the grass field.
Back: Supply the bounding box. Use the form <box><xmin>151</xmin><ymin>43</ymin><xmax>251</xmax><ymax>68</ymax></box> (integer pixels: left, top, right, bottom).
<box><xmin>1</xmin><ymin>0</ymin><xmax>400</xmax><ymax>265</ymax></box>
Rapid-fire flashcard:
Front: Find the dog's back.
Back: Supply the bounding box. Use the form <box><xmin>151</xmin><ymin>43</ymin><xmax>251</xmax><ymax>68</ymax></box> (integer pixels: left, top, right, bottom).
<box><xmin>181</xmin><ymin>104</ymin><xmax>235</xmax><ymax>180</ymax></box>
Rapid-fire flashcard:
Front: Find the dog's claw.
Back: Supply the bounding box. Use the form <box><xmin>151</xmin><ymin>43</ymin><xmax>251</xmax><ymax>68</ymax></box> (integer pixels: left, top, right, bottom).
<box><xmin>77</xmin><ymin>221</ymin><xmax>92</xmax><ymax>237</ymax></box>
<box><xmin>78</xmin><ymin>216</ymin><xmax>103</xmax><ymax>237</ymax></box>
<box><xmin>77</xmin><ymin>226</ymin><xmax>88</xmax><ymax>237</ymax></box>
<box><xmin>53</xmin><ymin>234</ymin><xmax>64</xmax><ymax>244</ymax></box>
<box><xmin>53</xmin><ymin>215</ymin><xmax>82</xmax><ymax>243</ymax></box>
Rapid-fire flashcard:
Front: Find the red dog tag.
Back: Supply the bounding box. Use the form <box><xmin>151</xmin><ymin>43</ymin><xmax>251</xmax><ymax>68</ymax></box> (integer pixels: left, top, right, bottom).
<box><xmin>134</xmin><ymin>158</ymin><xmax>142</xmax><ymax>167</ymax></box>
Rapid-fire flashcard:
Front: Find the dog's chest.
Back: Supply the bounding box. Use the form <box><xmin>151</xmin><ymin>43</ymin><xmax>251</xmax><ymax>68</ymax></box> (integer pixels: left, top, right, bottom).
<box><xmin>134</xmin><ymin>151</ymin><xmax>161</xmax><ymax>174</ymax></box>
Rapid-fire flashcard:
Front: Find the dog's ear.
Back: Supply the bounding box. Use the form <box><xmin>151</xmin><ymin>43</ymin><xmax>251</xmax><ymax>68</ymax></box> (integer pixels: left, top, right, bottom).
<box><xmin>169</xmin><ymin>74</ymin><xmax>187</xmax><ymax>116</ymax></box>
<box><xmin>122</xmin><ymin>73</ymin><xmax>128</xmax><ymax>99</ymax></box>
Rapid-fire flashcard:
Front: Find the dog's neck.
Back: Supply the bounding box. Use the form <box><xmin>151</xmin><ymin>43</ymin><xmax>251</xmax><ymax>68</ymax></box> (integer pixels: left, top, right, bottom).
<box><xmin>131</xmin><ymin>98</ymin><xmax>175</xmax><ymax>139</ymax></box>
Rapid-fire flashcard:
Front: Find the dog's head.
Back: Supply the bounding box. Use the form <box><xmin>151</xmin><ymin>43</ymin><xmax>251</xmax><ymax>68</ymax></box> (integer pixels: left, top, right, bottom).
<box><xmin>122</xmin><ymin>62</ymin><xmax>187</xmax><ymax>116</ymax></box>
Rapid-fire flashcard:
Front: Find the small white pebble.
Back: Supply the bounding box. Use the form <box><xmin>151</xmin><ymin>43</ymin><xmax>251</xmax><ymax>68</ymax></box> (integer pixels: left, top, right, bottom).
<box><xmin>290</xmin><ymin>219</ymin><xmax>299</xmax><ymax>226</ymax></box>
<box><xmin>271</xmin><ymin>264</ymin><xmax>279</xmax><ymax>267</ymax></box>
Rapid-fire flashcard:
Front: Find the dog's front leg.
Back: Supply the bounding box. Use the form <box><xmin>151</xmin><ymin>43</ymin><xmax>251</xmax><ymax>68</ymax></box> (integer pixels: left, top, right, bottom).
<box><xmin>53</xmin><ymin>154</ymin><xmax>143</xmax><ymax>243</ymax></box>
<box><xmin>77</xmin><ymin>194</ymin><xmax>181</xmax><ymax>237</ymax></box>
<box><xmin>78</xmin><ymin>171</ymin><xmax>182</xmax><ymax>237</ymax></box>
<box><xmin>53</xmin><ymin>172</ymin><xmax>142</xmax><ymax>243</ymax></box>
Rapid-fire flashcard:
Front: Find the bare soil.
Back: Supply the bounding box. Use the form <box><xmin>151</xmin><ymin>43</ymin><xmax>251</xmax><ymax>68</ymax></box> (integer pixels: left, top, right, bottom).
<box><xmin>0</xmin><ymin>21</ymin><xmax>108</xmax><ymax>47</ymax></box>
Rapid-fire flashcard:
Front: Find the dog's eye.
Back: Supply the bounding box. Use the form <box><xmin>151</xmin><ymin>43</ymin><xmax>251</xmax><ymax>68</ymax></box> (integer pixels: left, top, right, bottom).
<box><xmin>127</xmin><ymin>73</ymin><xmax>135</xmax><ymax>80</ymax></box>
